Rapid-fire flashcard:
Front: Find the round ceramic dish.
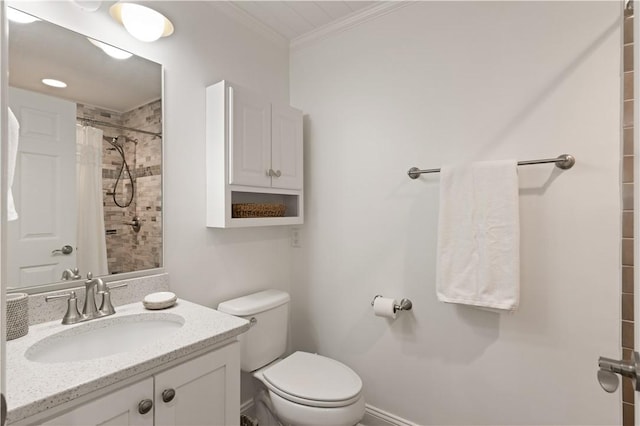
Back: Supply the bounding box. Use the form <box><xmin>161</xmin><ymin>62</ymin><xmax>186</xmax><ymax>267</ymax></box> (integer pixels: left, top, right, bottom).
<box><xmin>143</xmin><ymin>291</ymin><xmax>177</xmax><ymax>310</ymax></box>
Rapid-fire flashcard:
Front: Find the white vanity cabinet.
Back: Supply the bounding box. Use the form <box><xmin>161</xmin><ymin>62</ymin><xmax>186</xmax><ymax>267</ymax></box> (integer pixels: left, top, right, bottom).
<box><xmin>40</xmin><ymin>343</ymin><xmax>240</xmax><ymax>426</ymax></box>
<box><xmin>206</xmin><ymin>80</ymin><xmax>304</xmax><ymax>228</ymax></box>
<box><xmin>42</xmin><ymin>378</ymin><xmax>154</xmax><ymax>426</ymax></box>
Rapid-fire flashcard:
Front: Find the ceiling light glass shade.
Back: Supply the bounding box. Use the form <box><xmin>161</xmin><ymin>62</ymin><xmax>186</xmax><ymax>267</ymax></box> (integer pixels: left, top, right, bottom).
<box><xmin>87</xmin><ymin>38</ymin><xmax>133</xmax><ymax>60</ymax></box>
<box><xmin>7</xmin><ymin>8</ymin><xmax>40</xmax><ymax>24</ymax></box>
<box><xmin>42</xmin><ymin>79</ymin><xmax>67</xmax><ymax>88</ymax></box>
<box><xmin>110</xmin><ymin>2</ymin><xmax>174</xmax><ymax>42</ymax></box>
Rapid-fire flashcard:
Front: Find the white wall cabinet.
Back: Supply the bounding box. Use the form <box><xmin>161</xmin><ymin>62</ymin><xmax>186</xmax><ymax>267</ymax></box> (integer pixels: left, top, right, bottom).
<box><xmin>41</xmin><ymin>344</ymin><xmax>240</xmax><ymax>426</ymax></box>
<box><xmin>206</xmin><ymin>80</ymin><xmax>303</xmax><ymax>228</ymax></box>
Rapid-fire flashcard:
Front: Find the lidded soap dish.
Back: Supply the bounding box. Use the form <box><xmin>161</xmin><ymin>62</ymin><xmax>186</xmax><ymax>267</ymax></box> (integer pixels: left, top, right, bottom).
<box><xmin>143</xmin><ymin>291</ymin><xmax>177</xmax><ymax>310</ymax></box>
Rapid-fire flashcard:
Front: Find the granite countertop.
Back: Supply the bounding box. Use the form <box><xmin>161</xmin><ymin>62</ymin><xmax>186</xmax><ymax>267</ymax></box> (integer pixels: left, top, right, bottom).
<box><xmin>5</xmin><ymin>299</ymin><xmax>249</xmax><ymax>424</ymax></box>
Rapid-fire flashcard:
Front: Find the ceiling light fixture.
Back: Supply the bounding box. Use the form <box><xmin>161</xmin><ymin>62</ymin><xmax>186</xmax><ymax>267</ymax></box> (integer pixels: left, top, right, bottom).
<box><xmin>109</xmin><ymin>2</ymin><xmax>174</xmax><ymax>42</ymax></box>
<box><xmin>88</xmin><ymin>38</ymin><xmax>133</xmax><ymax>60</ymax></box>
<box><xmin>7</xmin><ymin>8</ymin><xmax>40</xmax><ymax>24</ymax></box>
<box><xmin>42</xmin><ymin>79</ymin><xmax>67</xmax><ymax>88</ymax></box>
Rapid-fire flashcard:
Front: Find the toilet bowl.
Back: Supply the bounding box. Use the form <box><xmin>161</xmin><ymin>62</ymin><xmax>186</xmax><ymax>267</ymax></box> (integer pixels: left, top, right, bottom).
<box><xmin>218</xmin><ymin>290</ymin><xmax>365</xmax><ymax>426</ymax></box>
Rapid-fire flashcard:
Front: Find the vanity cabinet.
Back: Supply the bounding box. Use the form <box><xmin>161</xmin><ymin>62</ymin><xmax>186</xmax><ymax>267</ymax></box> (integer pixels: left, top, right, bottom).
<box><xmin>42</xmin><ymin>378</ymin><xmax>153</xmax><ymax>426</ymax></box>
<box><xmin>40</xmin><ymin>343</ymin><xmax>240</xmax><ymax>426</ymax></box>
<box><xmin>206</xmin><ymin>80</ymin><xmax>304</xmax><ymax>228</ymax></box>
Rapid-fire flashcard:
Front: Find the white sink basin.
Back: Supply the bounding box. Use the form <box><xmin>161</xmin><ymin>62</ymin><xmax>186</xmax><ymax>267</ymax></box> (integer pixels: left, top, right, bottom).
<box><xmin>25</xmin><ymin>313</ymin><xmax>185</xmax><ymax>363</ymax></box>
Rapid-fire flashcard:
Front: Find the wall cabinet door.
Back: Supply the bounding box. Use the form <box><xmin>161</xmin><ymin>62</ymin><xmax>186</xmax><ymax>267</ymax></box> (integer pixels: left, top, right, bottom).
<box><xmin>42</xmin><ymin>378</ymin><xmax>154</xmax><ymax>426</ymax></box>
<box><xmin>271</xmin><ymin>104</ymin><xmax>303</xmax><ymax>190</ymax></box>
<box><xmin>154</xmin><ymin>344</ymin><xmax>240</xmax><ymax>426</ymax></box>
<box><xmin>228</xmin><ymin>86</ymin><xmax>272</xmax><ymax>188</ymax></box>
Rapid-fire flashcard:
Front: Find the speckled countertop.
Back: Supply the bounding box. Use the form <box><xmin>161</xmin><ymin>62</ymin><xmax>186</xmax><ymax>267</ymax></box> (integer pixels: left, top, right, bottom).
<box><xmin>5</xmin><ymin>299</ymin><xmax>249</xmax><ymax>424</ymax></box>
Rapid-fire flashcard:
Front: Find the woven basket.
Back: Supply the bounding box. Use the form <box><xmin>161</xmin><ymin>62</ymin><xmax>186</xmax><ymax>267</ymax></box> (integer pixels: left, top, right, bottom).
<box><xmin>7</xmin><ymin>293</ymin><xmax>28</xmax><ymax>341</ymax></box>
<box><xmin>232</xmin><ymin>203</ymin><xmax>286</xmax><ymax>218</ymax></box>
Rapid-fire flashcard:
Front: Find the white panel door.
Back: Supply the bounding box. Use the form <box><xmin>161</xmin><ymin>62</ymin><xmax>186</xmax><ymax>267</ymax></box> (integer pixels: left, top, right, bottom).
<box><xmin>42</xmin><ymin>378</ymin><xmax>153</xmax><ymax>426</ymax></box>
<box><xmin>7</xmin><ymin>87</ymin><xmax>76</xmax><ymax>288</ymax></box>
<box><xmin>155</xmin><ymin>344</ymin><xmax>240</xmax><ymax>426</ymax></box>
<box><xmin>228</xmin><ymin>85</ymin><xmax>272</xmax><ymax>188</ymax></box>
<box><xmin>271</xmin><ymin>104</ymin><xmax>303</xmax><ymax>190</ymax></box>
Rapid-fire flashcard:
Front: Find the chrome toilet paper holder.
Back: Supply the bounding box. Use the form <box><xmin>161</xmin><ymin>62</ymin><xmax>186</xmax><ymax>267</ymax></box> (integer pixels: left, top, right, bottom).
<box><xmin>371</xmin><ymin>295</ymin><xmax>413</xmax><ymax>313</ymax></box>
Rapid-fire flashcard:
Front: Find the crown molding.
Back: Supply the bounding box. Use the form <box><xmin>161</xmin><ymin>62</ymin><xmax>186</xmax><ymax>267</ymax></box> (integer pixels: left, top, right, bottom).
<box><xmin>291</xmin><ymin>1</ymin><xmax>412</xmax><ymax>52</ymax></box>
<box><xmin>209</xmin><ymin>1</ymin><xmax>289</xmax><ymax>49</ymax></box>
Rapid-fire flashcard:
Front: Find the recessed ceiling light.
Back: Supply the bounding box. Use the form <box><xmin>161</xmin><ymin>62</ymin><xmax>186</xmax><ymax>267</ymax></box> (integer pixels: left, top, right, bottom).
<box><xmin>42</xmin><ymin>79</ymin><xmax>67</xmax><ymax>88</ymax></box>
<box><xmin>110</xmin><ymin>2</ymin><xmax>174</xmax><ymax>43</ymax></box>
<box><xmin>7</xmin><ymin>8</ymin><xmax>40</xmax><ymax>24</ymax></box>
<box><xmin>87</xmin><ymin>38</ymin><xmax>133</xmax><ymax>60</ymax></box>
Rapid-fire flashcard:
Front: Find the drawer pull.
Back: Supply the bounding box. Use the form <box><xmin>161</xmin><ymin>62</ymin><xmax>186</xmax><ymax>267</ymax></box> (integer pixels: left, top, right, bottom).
<box><xmin>138</xmin><ymin>399</ymin><xmax>153</xmax><ymax>415</ymax></box>
<box><xmin>162</xmin><ymin>388</ymin><xmax>176</xmax><ymax>403</ymax></box>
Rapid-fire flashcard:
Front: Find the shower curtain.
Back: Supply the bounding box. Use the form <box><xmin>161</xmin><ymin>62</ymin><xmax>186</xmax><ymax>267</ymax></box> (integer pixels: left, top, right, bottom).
<box><xmin>76</xmin><ymin>125</ymin><xmax>108</xmax><ymax>276</ymax></box>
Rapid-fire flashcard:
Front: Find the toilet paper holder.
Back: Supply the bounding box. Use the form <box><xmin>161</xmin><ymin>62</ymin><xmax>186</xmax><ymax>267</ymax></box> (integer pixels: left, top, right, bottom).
<box><xmin>371</xmin><ymin>295</ymin><xmax>413</xmax><ymax>313</ymax></box>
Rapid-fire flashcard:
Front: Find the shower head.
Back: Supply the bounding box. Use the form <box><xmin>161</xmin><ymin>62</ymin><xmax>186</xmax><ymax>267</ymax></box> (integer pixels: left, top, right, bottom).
<box><xmin>111</xmin><ymin>135</ymin><xmax>137</xmax><ymax>146</ymax></box>
<box><xmin>115</xmin><ymin>135</ymin><xmax>127</xmax><ymax>147</ymax></box>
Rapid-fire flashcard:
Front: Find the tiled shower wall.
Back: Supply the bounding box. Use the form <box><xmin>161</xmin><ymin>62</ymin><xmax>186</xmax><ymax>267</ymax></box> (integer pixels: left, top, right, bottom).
<box><xmin>622</xmin><ymin>12</ymin><xmax>635</xmax><ymax>426</ymax></box>
<box><xmin>77</xmin><ymin>100</ymin><xmax>162</xmax><ymax>275</ymax></box>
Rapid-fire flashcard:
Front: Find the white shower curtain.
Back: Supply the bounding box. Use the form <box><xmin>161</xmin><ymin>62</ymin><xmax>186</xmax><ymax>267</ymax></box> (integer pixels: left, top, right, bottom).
<box><xmin>76</xmin><ymin>125</ymin><xmax>108</xmax><ymax>276</ymax></box>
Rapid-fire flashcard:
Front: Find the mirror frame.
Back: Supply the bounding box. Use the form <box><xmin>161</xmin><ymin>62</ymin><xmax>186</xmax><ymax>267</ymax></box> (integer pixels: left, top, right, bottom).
<box><xmin>4</xmin><ymin>8</ymin><xmax>165</xmax><ymax>295</ymax></box>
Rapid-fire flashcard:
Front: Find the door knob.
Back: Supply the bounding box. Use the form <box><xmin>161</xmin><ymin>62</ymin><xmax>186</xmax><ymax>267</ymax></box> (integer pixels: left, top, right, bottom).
<box><xmin>597</xmin><ymin>351</ymin><xmax>640</xmax><ymax>393</ymax></box>
<box><xmin>51</xmin><ymin>245</ymin><xmax>73</xmax><ymax>255</ymax></box>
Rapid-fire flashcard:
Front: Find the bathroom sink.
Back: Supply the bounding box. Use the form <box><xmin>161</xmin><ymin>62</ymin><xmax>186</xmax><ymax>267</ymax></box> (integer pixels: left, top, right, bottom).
<box><xmin>25</xmin><ymin>313</ymin><xmax>185</xmax><ymax>363</ymax></box>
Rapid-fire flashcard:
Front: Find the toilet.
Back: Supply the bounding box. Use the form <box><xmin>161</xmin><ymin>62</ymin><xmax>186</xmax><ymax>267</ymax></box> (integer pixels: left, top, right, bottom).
<box><xmin>218</xmin><ymin>290</ymin><xmax>366</xmax><ymax>426</ymax></box>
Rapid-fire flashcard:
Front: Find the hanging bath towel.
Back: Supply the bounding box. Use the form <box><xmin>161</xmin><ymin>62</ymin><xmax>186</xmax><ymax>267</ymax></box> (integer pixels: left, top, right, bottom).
<box><xmin>436</xmin><ymin>159</ymin><xmax>520</xmax><ymax>312</ymax></box>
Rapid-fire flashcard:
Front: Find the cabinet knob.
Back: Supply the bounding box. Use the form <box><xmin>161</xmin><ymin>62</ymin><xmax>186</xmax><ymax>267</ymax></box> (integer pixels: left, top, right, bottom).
<box><xmin>138</xmin><ymin>399</ymin><xmax>153</xmax><ymax>415</ymax></box>
<box><xmin>162</xmin><ymin>388</ymin><xmax>176</xmax><ymax>403</ymax></box>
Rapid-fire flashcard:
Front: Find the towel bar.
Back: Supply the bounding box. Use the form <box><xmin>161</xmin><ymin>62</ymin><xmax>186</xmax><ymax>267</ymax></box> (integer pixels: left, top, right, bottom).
<box><xmin>407</xmin><ymin>154</ymin><xmax>575</xmax><ymax>179</ymax></box>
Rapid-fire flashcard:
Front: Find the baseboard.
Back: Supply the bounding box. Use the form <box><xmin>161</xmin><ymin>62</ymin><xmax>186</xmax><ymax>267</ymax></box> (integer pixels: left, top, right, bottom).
<box><xmin>241</xmin><ymin>398</ymin><xmax>415</xmax><ymax>426</ymax></box>
<box><xmin>241</xmin><ymin>399</ymin><xmax>255</xmax><ymax>418</ymax></box>
<box><xmin>362</xmin><ymin>404</ymin><xmax>418</xmax><ymax>426</ymax></box>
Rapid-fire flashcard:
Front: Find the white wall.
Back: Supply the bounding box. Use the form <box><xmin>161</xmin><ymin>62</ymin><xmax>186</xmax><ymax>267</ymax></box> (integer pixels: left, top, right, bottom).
<box><xmin>290</xmin><ymin>2</ymin><xmax>621</xmax><ymax>424</ymax></box>
<box><xmin>10</xmin><ymin>1</ymin><xmax>293</xmax><ymax>309</ymax></box>
<box><xmin>11</xmin><ymin>0</ymin><xmax>293</xmax><ymax>405</ymax></box>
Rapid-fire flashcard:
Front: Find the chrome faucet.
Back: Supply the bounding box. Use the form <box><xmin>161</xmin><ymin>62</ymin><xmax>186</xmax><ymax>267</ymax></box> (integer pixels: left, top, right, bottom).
<box><xmin>45</xmin><ymin>272</ymin><xmax>127</xmax><ymax>325</ymax></box>
<box><xmin>60</xmin><ymin>267</ymin><xmax>81</xmax><ymax>281</ymax></box>
<box><xmin>82</xmin><ymin>272</ymin><xmax>104</xmax><ymax>320</ymax></box>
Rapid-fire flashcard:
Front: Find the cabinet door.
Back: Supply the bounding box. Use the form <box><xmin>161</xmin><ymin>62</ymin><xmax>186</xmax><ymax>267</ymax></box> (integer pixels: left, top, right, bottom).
<box><xmin>229</xmin><ymin>86</ymin><xmax>272</xmax><ymax>188</ymax></box>
<box><xmin>154</xmin><ymin>343</ymin><xmax>240</xmax><ymax>426</ymax></box>
<box><xmin>271</xmin><ymin>104</ymin><xmax>303</xmax><ymax>190</ymax></box>
<box><xmin>42</xmin><ymin>378</ymin><xmax>153</xmax><ymax>426</ymax></box>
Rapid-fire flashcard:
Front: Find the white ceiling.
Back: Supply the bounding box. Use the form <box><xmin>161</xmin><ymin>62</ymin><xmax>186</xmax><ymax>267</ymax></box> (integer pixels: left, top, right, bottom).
<box><xmin>7</xmin><ymin>2</ymin><xmax>378</xmax><ymax>112</ymax></box>
<box><xmin>9</xmin><ymin>15</ymin><xmax>161</xmax><ymax>113</ymax></box>
<box><xmin>229</xmin><ymin>1</ymin><xmax>377</xmax><ymax>40</ymax></box>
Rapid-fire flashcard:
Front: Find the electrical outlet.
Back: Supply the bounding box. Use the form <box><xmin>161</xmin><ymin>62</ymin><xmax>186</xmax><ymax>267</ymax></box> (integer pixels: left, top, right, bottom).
<box><xmin>291</xmin><ymin>227</ymin><xmax>301</xmax><ymax>248</ymax></box>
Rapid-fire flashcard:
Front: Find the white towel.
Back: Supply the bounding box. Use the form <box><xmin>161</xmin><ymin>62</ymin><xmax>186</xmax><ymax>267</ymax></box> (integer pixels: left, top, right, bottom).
<box><xmin>7</xmin><ymin>107</ymin><xmax>19</xmax><ymax>221</ymax></box>
<box><xmin>436</xmin><ymin>159</ymin><xmax>520</xmax><ymax>312</ymax></box>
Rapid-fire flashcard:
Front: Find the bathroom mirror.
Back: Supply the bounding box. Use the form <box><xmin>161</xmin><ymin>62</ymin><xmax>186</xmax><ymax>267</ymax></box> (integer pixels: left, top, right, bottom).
<box><xmin>6</xmin><ymin>9</ymin><xmax>163</xmax><ymax>292</ymax></box>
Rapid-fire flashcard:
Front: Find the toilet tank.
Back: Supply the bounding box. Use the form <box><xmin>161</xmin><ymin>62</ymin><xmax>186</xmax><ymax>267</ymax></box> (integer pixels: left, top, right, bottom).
<box><xmin>217</xmin><ymin>289</ymin><xmax>290</xmax><ymax>372</ymax></box>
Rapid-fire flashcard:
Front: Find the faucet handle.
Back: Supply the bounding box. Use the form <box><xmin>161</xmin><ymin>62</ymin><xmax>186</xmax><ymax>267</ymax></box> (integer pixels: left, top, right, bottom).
<box><xmin>45</xmin><ymin>291</ymin><xmax>82</xmax><ymax>324</ymax></box>
<box><xmin>86</xmin><ymin>272</ymin><xmax>93</xmax><ymax>280</ymax></box>
<box><xmin>98</xmin><ymin>283</ymin><xmax>127</xmax><ymax>315</ymax></box>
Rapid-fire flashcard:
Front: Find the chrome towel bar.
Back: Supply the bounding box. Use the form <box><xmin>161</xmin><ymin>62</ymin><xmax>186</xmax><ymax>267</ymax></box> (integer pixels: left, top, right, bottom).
<box><xmin>407</xmin><ymin>154</ymin><xmax>575</xmax><ymax>179</ymax></box>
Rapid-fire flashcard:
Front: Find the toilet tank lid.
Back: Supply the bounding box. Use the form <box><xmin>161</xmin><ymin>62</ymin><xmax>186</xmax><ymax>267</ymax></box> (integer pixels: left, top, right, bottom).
<box><xmin>217</xmin><ymin>289</ymin><xmax>290</xmax><ymax>316</ymax></box>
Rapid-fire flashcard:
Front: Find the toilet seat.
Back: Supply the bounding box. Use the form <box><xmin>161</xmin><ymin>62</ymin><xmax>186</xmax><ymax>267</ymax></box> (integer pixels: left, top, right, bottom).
<box><xmin>261</xmin><ymin>351</ymin><xmax>363</xmax><ymax>408</ymax></box>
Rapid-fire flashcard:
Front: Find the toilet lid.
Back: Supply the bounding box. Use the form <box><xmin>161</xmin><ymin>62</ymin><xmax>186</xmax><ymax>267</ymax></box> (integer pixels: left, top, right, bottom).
<box><xmin>262</xmin><ymin>351</ymin><xmax>362</xmax><ymax>407</ymax></box>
